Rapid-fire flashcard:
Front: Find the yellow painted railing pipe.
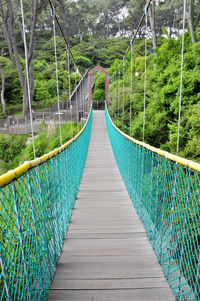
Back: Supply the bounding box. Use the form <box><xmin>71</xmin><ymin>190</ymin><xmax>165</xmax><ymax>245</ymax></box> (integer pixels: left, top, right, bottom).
<box><xmin>0</xmin><ymin>105</ymin><xmax>92</xmax><ymax>188</ymax></box>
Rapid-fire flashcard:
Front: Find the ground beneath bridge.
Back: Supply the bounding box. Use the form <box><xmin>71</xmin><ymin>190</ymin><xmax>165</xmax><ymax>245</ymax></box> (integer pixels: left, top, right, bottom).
<box><xmin>48</xmin><ymin>110</ymin><xmax>174</xmax><ymax>301</ymax></box>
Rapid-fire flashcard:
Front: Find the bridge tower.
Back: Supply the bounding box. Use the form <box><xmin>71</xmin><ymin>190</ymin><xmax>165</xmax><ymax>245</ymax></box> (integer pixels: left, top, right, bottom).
<box><xmin>88</xmin><ymin>66</ymin><xmax>109</xmax><ymax>107</ymax></box>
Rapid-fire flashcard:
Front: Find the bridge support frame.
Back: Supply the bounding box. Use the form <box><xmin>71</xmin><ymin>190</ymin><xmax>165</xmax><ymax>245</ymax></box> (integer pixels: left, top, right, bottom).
<box><xmin>88</xmin><ymin>66</ymin><xmax>109</xmax><ymax>107</ymax></box>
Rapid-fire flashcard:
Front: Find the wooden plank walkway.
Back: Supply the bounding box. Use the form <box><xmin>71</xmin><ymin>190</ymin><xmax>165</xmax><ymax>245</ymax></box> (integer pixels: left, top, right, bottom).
<box><xmin>48</xmin><ymin>111</ymin><xmax>174</xmax><ymax>301</ymax></box>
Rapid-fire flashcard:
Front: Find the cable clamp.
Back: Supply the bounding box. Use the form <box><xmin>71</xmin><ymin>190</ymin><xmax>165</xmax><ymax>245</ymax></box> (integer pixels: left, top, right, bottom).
<box><xmin>187</xmin><ymin>160</ymin><xmax>193</xmax><ymax>168</ymax></box>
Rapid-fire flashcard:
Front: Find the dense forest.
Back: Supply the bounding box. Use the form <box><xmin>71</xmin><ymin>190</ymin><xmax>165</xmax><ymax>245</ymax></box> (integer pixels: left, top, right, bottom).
<box><xmin>107</xmin><ymin>34</ymin><xmax>200</xmax><ymax>162</ymax></box>
<box><xmin>0</xmin><ymin>0</ymin><xmax>200</xmax><ymax>174</ymax></box>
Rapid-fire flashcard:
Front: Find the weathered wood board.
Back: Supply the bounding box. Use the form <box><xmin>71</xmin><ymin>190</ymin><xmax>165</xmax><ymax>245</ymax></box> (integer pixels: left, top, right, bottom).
<box><xmin>48</xmin><ymin>111</ymin><xmax>174</xmax><ymax>301</ymax></box>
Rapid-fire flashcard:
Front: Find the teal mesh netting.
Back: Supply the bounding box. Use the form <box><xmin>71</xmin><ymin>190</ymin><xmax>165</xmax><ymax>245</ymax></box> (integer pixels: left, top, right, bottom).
<box><xmin>0</xmin><ymin>109</ymin><xmax>92</xmax><ymax>300</ymax></box>
<box><xmin>105</xmin><ymin>106</ymin><xmax>200</xmax><ymax>301</ymax></box>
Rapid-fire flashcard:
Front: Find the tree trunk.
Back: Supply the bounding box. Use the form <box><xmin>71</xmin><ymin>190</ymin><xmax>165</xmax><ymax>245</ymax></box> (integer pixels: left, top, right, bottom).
<box><xmin>80</xmin><ymin>32</ymin><xmax>83</xmax><ymax>42</ymax></box>
<box><xmin>66</xmin><ymin>45</ymin><xmax>69</xmax><ymax>72</ymax></box>
<box><xmin>29</xmin><ymin>58</ymin><xmax>35</xmax><ymax>102</ymax></box>
<box><xmin>28</xmin><ymin>0</ymin><xmax>47</xmax><ymax>103</ymax></box>
<box><xmin>28</xmin><ymin>0</ymin><xmax>39</xmax><ymax>103</ymax></box>
<box><xmin>186</xmin><ymin>0</ymin><xmax>196</xmax><ymax>44</ymax></box>
<box><xmin>23</xmin><ymin>75</ymin><xmax>29</xmax><ymax>117</ymax></box>
<box><xmin>149</xmin><ymin>0</ymin><xmax>157</xmax><ymax>49</ymax></box>
<box><xmin>195</xmin><ymin>9</ymin><xmax>200</xmax><ymax>26</ymax></box>
<box><xmin>8</xmin><ymin>0</ymin><xmax>42</xmax><ymax>116</ymax></box>
<box><xmin>0</xmin><ymin>0</ymin><xmax>44</xmax><ymax>117</ymax></box>
<box><xmin>76</xmin><ymin>23</ymin><xmax>82</xmax><ymax>44</ymax></box>
<box><xmin>7</xmin><ymin>0</ymin><xmax>30</xmax><ymax>117</ymax></box>
<box><xmin>59</xmin><ymin>0</ymin><xmax>70</xmax><ymax>71</ymax></box>
<box><xmin>0</xmin><ymin>0</ymin><xmax>15</xmax><ymax>67</ymax></box>
<box><xmin>0</xmin><ymin>66</ymin><xmax>6</xmax><ymax>114</ymax></box>
<box><xmin>7</xmin><ymin>0</ymin><xmax>24</xmax><ymax>90</ymax></box>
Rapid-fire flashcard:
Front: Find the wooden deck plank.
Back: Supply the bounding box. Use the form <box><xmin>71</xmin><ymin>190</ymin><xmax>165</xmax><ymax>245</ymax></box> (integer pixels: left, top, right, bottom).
<box><xmin>48</xmin><ymin>110</ymin><xmax>174</xmax><ymax>301</ymax></box>
<box><xmin>66</xmin><ymin>233</ymin><xmax>146</xmax><ymax>239</ymax></box>
<box><xmin>50</xmin><ymin>268</ymin><xmax>165</xmax><ymax>281</ymax></box>
<box><xmin>51</xmin><ymin>278</ymin><xmax>170</xmax><ymax>290</ymax></box>
<box><xmin>48</xmin><ymin>289</ymin><xmax>174</xmax><ymax>301</ymax></box>
<box><xmin>57</xmin><ymin>254</ymin><xmax>161</xmax><ymax>264</ymax></box>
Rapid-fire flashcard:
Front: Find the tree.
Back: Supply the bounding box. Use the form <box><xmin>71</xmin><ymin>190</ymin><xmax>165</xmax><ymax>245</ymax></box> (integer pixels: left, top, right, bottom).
<box><xmin>0</xmin><ymin>0</ymin><xmax>47</xmax><ymax>117</ymax></box>
<box><xmin>155</xmin><ymin>0</ymin><xmax>197</xmax><ymax>43</ymax></box>
<box><xmin>186</xmin><ymin>0</ymin><xmax>196</xmax><ymax>44</ymax></box>
<box><xmin>149</xmin><ymin>0</ymin><xmax>157</xmax><ymax>48</ymax></box>
<box><xmin>195</xmin><ymin>0</ymin><xmax>200</xmax><ymax>25</ymax></box>
<box><xmin>125</xmin><ymin>0</ymin><xmax>146</xmax><ymax>37</ymax></box>
<box><xmin>0</xmin><ymin>56</ymin><xmax>6</xmax><ymax>114</ymax></box>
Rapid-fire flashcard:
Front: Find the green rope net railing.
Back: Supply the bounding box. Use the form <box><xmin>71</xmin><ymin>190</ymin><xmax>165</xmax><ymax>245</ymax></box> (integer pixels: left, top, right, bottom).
<box><xmin>105</xmin><ymin>106</ymin><xmax>200</xmax><ymax>301</ymax></box>
<box><xmin>0</xmin><ymin>108</ymin><xmax>92</xmax><ymax>300</ymax></box>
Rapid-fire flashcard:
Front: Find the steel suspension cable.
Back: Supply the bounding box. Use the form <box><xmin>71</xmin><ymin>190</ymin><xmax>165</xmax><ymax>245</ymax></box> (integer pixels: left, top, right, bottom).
<box><xmin>83</xmin><ymin>76</ymin><xmax>85</xmax><ymax>114</ymax></box>
<box><xmin>122</xmin><ymin>58</ymin><xmax>125</xmax><ymax>130</ymax></box>
<box><xmin>82</xmin><ymin>79</ymin><xmax>84</xmax><ymax>125</ymax></box>
<box><xmin>47</xmin><ymin>0</ymin><xmax>82</xmax><ymax>133</ymax></box>
<box><xmin>143</xmin><ymin>6</ymin><xmax>148</xmax><ymax>143</ymax></box>
<box><xmin>111</xmin><ymin>0</ymin><xmax>153</xmax><ymax>78</ymax></box>
<box><xmin>110</xmin><ymin>76</ymin><xmax>114</xmax><ymax>118</ymax></box>
<box><xmin>128</xmin><ymin>39</ymin><xmax>134</xmax><ymax>203</ymax></box>
<box><xmin>67</xmin><ymin>46</ymin><xmax>73</xmax><ymax>138</ymax></box>
<box><xmin>109</xmin><ymin>74</ymin><xmax>111</xmax><ymax>107</ymax></box>
<box><xmin>130</xmin><ymin>39</ymin><xmax>133</xmax><ymax>137</ymax></box>
<box><xmin>115</xmin><ymin>73</ymin><xmax>117</xmax><ymax>122</ymax></box>
<box><xmin>47</xmin><ymin>0</ymin><xmax>77</xmax><ymax>67</ymax></box>
<box><xmin>20</xmin><ymin>0</ymin><xmax>36</xmax><ymax>159</ymax></box>
<box><xmin>118</xmin><ymin>69</ymin><xmax>120</xmax><ymax>127</ymax></box>
<box><xmin>80</xmin><ymin>78</ymin><xmax>83</xmax><ymax>127</ymax></box>
<box><xmin>107</xmin><ymin>0</ymin><xmax>153</xmax><ymax>150</ymax></box>
<box><xmin>48</xmin><ymin>0</ymin><xmax>86</xmax><ymax>136</ymax></box>
<box><xmin>74</xmin><ymin>64</ymin><xmax>79</xmax><ymax>131</ymax></box>
<box><xmin>112</xmin><ymin>76</ymin><xmax>114</xmax><ymax>115</ymax></box>
<box><xmin>177</xmin><ymin>0</ymin><xmax>186</xmax><ymax>156</ymax></box>
<box><xmin>52</xmin><ymin>8</ymin><xmax>62</xmax><ymax>146</ymax></box>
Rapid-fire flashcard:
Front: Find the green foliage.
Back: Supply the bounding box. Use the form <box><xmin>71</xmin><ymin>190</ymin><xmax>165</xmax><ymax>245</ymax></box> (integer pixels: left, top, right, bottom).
<box><xmin>71</xmin><ymin>37</ymin><xmax>129</xmax><ymax>68</ymax></box>
<box><xmin>0</xmin><ymin>134</ymin><xmax>28</xmax><ymax>163</ymax></box>
<box><xmin>34</xmin><ymin>79</ymin><xmax>53</xmax><ymax>101</ymax></box>
<box><xmin>0</xmin><ymin>56</ymin><xmax>10</xmax><ymax>68</ymax></box>
<box><xmin>163</xmin><ymin>124</ymin><xmax>185</xmax><ymax>153</ymax></box>
<box><xmin>0</xmin><ymin>122</ymin><xmax>81</xmax><ymax>174</ymax></box>
<box><xmin>93</xmin><ymin>89</ymin><xmax>105</xmax><ymax>101</ymax></box>
<box><xmin>0</xmin><ymin>34</ymin><xmax>129</xmax><ymax>117</ymax></box>
<box><xmin>95</xmin><ymin>72</ymin><xmax>106</xmax><ymax>89</ymax></box>
<box><xmin>109</xmin><ymin>59</ymin><xmax>121</xmax><ymax>76</ymax></box>
<box><xmin>74</xmin><ymin>56</ymin><xmax>92</xmax><ymax>72</ymax></box>
<box><xmin>0</xmin><ymin>57</ymin><xmax>21</xmax><ymax>112</ymax></box>
<box><xmin>92</xmin><ymin>72</ymin><xmax>106</xmax><ymax>101</ymax></box>
<box><xmin>109</xmin><ymin>33</ymin><xmax>200</xmax><ymax>162</ymax></box>
<box><xmin>25</xmin><ymin>122</ymin><xmax>80</xmax><ymax>161</ymax></box>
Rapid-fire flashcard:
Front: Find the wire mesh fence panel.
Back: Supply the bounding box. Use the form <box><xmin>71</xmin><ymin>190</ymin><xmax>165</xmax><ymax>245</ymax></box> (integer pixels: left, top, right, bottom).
<box><xmin>105</xmin><ymin>106</ymin><xmax>200</xmax><ymax>301</ymax></box>
<box><xmin>0</xmin><ymin>109</ymin><xmax>92</xmax><ymax>300</ymax></box>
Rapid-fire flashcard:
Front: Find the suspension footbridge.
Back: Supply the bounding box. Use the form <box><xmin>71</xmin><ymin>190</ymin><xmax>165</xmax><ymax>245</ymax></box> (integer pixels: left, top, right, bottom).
<box><xmin>48</xmin><ymin>110</ymin><xmax>174</xmax><ymax>300</ymax></box>
<box><xmin>1</xmin><ymin>100</ymin><xmax>200</xmax><ymax>300</ymax></box>
<box><xmin>0</xmin><ymin>0</ymin><xmax>200</xmax><ymax>299</ymax></box>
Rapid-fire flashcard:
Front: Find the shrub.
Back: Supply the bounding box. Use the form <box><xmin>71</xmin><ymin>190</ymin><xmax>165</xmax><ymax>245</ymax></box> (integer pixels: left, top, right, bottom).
<box><xmin>92</xmin><ymin>89</ymin><xmax>105</xmax><ymax>100</ymax></box>
<box><xmin>74</xmin><ymin>56</ymin><xmax>92</xmax><ymax>72</ymax></box>
<box><xmin>0</xmin><ymin>135</ymin><xmax>27</xmax><ymax>162</ymax></box>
